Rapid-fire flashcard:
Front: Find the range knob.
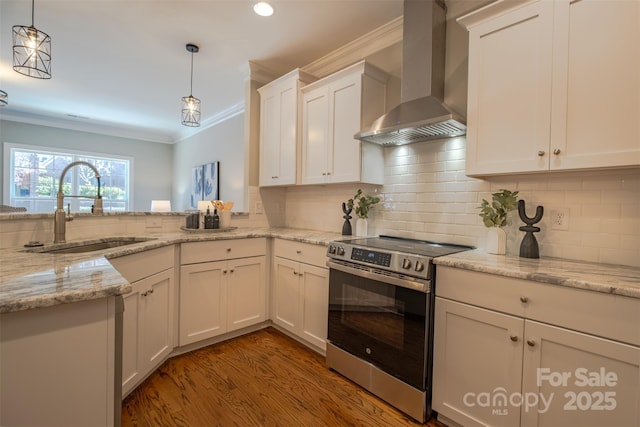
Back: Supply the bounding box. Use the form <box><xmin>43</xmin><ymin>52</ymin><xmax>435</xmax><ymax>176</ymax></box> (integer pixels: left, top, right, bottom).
<box><xmin>328</xmin><ymin>245</ymin><xmax>336</xmax><ymax>254</ymax></box>
<box><xmin>415</xmin><ymin>260</ymin><xmax>425</xmax><ymax>272</ymax></box>
<box><xmin>337</xmin><ymin>246</ymin><xmax>345</xmax><ymax>256</ymax></box>
<box><xmin>402</xmin><ymin>258</ymin><xmax>412</xmax><ymax>270</ymax></box>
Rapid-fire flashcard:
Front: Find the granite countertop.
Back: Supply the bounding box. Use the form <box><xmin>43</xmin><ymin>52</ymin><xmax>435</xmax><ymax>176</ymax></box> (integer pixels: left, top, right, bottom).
<box><xmin>0</xmin><ymin>227</ymin><xmax>344</xmax><ymax>314</ymax></box>
<box><xmin>435</xmin><ymin>249</ymin><xmax>640</xmax><ymax>299</ymax></box>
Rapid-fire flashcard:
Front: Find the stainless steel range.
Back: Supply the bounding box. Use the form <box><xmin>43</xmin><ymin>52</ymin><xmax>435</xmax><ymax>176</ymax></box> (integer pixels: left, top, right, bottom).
<box><xmin>326</xmin><ymin>235</ymin><xmax>472</xmax><ymax>422</ymax></box>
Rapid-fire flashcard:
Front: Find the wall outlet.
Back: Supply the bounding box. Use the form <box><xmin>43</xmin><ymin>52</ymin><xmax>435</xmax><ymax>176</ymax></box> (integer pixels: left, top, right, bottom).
<box><xmin>255</xmin><ymin>201</ymin><xmax>263</xmax><ymax>214</ymax></box>
<box><xmin>550</xmin><ymin>208</ymin><xmax>569</xmax><ymax>231</ymax></box>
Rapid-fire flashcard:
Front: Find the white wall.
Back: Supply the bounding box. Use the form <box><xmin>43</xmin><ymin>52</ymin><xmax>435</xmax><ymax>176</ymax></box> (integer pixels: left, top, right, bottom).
<box><xmin>172</xmin><ymin>113</ymin><xmax>246</xmax><ymax>212</ymax></box>
<box><xmin>0</xmin><ymin>120</ymin><xmax>173</xmax><ymax>212</ymax></box>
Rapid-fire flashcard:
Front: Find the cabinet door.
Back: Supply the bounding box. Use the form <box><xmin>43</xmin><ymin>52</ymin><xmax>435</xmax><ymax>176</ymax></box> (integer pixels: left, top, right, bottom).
<box><xmin>550</xmin><ymin>0</ymin><xmax>640</xmax><ymax>170</ymax></box>
<box><xmin>300</xmin><ymin>263</ymin><xmax>329</xmax><ymax>351</ymax></box>
<box><xmin>139</xmin><ymin>269</ymin><xmax>174</xmax><ymax>374</ymax></box>
<box><xmin>227</xmin><ymin>256</ymin><xmax>267</xmax><ymax>332</ymax></box>
<box><xmin>122</xmin><ymin>282</ymin><xmax>142</xmax><ymax>396</ymax></box>
<box><xmin>179</xmin><ymin>261</ymin><xmax>227</xmax><ymax>346</ymax></box>
<box><xmin>301</xmin><ymin>85</ymin><xmax>330</xmax><ymax>184</ymax></box>
<box><xmin>328</xmin><ymin>73</ymin><xmax>362</xmax><ymax>183</ymax></box>
<box><xmin>521</xmin><ymin>320</ymin><xmax>640</xmax><ymax>427</ymax></box>
<box><xmin>432</xmin><ymin>298</ymin><xmax>524</xmax><ymax>427</ymax></box>
<box><xmin>259</xmin><ymin>81</ymin><xmax>298</xmax><ymax>186</ymax></box>
<box><xmin>272</xmin><ymin>257</ymin><xmax>301</xmax><ymax>333</ymax></box>
<box><xmin>465</xmin><ymin>1</ymin><xmax>554</xmax><ymax>176</ymax></box>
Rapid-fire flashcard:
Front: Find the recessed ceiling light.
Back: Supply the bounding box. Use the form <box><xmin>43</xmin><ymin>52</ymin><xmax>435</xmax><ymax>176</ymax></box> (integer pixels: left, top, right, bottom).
<box><xmin>253</xmin><ymin>2</ymin><xmax>274</xmax><ymax>17</ymax></box>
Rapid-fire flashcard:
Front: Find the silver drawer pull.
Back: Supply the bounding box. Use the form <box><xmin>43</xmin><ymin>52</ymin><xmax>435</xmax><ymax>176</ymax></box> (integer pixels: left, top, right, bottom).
<box><xmin>553</xmin><ymin>148</ymin><xmax>561</xmax><ymax>155</ymax></box>
<box><xmin>527</xmin><ymin>339</ymin><xmax>536</xmax><ymax>347</ymax></box>
<box><xmin>520</xmin><ymin>296</ymin><xmax>529</xmax><ymax>303</ymax></box>
<box><xmin>510</xmin><ymin>335</ymin><xmax>519</xmax><ymax>342</ymax></box>
<box><xmin>537</xmin><ymin>150</ymin><xmax>546</xmax><ymax>157</ymax></box>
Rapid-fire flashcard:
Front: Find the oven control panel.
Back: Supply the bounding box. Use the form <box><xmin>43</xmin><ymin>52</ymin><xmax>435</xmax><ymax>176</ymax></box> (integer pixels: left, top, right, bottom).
<box><xmin>327</xmin><ymin>243</ymin><xmax>432</xmax><ymax>279</ymax></box>
<box><xmin>350</xmin><ymin>248</ymin><xmax>391</xmax><ymax>267</ymax></box>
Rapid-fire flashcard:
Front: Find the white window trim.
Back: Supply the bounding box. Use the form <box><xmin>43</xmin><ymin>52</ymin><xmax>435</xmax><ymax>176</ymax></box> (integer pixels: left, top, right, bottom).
<box><xmin>3</xmin><ymin>142</ymin><xmax>134</xmax><ymax>212</ymax></box>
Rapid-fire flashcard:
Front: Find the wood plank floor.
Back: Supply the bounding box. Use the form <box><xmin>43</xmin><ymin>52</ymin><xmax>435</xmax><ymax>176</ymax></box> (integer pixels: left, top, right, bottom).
<box><xmin>122</xmin><ymin>327</ymin><xmax>446</xmax><ymax>427</ymax></box>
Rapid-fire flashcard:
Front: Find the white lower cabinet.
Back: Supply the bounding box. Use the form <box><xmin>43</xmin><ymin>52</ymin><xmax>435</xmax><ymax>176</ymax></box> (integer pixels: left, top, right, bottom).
<box><xmin>433</xmin><ymin>267</ymin><xmax>640</xmax><ymax>427</ymax></box>
<box><xmin>272</xmin><ymin>239</ymin><xmax>329</xmax><ymax>351</ymax></box>
<box><xmin>179</xmin><ymin>238</ymin><xmax>267</xmax><ymax>346</ymax></box>
<box><xmin>110</xmin><ymin>246</ymin><xmax>175</xmax><ymax>397</ymax></box>
<box><xmin>433</xmin><ymin>298</ymin><xmax>524</xmax><ymax>427</ymax></box>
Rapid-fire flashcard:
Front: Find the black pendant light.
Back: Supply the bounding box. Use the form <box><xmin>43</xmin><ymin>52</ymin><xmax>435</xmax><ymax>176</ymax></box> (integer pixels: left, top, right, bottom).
<box><xmin>181</xmin><ymin>43</ymin><xmax>201</xmax><ymax>127</ymax></box>
<box><xmin>0</xmin><ymin>90</ymin><xmax>7</xmax><ymax>107</ymax></box>
<box><xmin>12</xmin><ymin>0</ymin><xmax>51</xmax><ymax>79</ymax></box>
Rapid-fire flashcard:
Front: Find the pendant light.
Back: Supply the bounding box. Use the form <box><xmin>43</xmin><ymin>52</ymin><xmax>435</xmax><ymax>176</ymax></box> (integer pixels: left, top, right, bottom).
<box><xmin>181</xmin><ymin>43</ymin><xmax>201</xmax><ymax>127</ymax></box>
<box><xmin>12</xmin><ymin>0</ymin><xmax>51</xmax><ymax>79</ymax></box>
<box><xmin>0</xmin><ymin>91</ymin><xmax>7</xmax><ymax>107</ymax></box>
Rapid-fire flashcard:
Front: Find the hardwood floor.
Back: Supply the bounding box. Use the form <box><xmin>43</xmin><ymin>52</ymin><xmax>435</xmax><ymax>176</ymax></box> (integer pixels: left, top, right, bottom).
<box><xmin>122</xmin><ymin>327</ymin><xmax>446</xmax><ymax>427</ymax></box>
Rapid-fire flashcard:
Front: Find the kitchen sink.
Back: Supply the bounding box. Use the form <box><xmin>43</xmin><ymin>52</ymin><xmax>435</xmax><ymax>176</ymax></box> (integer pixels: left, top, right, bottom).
<box><xmin>26</xmin><ymin>237</ymin><xmax>156</xmax><ymax>254</ymax></box>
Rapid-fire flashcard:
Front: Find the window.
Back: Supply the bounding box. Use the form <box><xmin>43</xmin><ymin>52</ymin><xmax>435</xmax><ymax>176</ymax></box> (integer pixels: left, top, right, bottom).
<box><xmin>4</xmin><ymin>143</ymin><xmax>132</xmax><ymax>213</ymax></box>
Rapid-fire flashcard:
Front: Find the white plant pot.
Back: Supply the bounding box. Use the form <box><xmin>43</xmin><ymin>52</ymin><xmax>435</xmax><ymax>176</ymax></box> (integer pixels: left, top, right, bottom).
<box><xmin>355</xmin><ymin>218</ymin><xmax>368</xmax><ymax>237</ymax></box>
<box><xmin>487</xmin><ymin>227</ymin><xmax>506</xmax><ymax>255</ymax></box>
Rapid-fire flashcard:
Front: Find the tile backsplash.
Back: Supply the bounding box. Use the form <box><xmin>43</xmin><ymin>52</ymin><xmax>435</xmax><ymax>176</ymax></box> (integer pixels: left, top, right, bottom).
<box><xmin>280</xmin><ymin>138</ymin><xmax>640</xmax><ymax>268</ymax></box>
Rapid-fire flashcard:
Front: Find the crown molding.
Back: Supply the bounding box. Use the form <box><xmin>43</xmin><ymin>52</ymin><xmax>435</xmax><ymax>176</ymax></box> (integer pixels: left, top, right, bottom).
<box><xmin>0</xmin><ymin>110</ymin><xmax>174</xmax><ymax>144</ymax></box>
<box><xmin>172</xmin><ymin>101</ymin><xmax>245</xmax><ymax>143</ymax></box>
<box><xmin>302</xmin><ymin>16</ymin><xmax>403</xmax><ymax>78</ymax></box>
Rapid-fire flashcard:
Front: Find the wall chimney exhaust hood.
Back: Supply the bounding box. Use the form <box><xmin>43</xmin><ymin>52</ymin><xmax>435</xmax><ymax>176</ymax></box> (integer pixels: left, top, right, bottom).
<box><xmin>355</xmin><ymin>0</ymin><xmax>466</xmax><ymax>146</ymax></box>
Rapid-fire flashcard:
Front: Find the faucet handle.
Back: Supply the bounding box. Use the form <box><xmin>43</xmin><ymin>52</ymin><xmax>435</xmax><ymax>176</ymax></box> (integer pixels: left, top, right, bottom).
<box><xmin>66</xmin><ymin>203</ymin><xmax>74</xmax><ymax>222</ymax></box>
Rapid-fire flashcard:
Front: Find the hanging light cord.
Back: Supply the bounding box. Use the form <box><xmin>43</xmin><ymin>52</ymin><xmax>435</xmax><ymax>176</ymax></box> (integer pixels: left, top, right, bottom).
<box><xmin>31</xmin><ymin>0</ymin><xmax>35</xmax><ymax>27</ymax></box>
<box><xmin>189</xmin><ymin>50</ymin><xmax>194</xmax><ymax>97</ymax></box>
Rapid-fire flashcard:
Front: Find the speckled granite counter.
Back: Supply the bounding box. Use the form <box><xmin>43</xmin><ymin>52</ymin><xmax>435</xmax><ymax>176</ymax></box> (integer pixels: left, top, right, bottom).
<box><xmin>0</xmin><ymin>227</ymin><xmax>344</xmax><ymax>314</ymax></box>
<box><xmin>434</xmin><ymin>250</ymin><xmax>640</xmax><ymax>299</ymax></box>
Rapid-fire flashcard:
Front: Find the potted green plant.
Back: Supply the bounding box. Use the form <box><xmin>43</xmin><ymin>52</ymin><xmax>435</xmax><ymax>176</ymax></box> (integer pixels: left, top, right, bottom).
<box><xmin>478</xmin><ymin>189</ymin><xmax>519</xmax><ymax>254</ymax></box>
<box><xmin>347</xmin><ymin>189</ymin><xmax>381</xmax><ymax>236</ymax></box>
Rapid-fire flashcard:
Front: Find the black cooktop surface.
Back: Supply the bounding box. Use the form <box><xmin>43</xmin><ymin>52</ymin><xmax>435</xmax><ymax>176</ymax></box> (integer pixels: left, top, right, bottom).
<box><xmin>341</xmin><ymin>235</ymin><xmax>473</xmax><ymax>258</ymax></box>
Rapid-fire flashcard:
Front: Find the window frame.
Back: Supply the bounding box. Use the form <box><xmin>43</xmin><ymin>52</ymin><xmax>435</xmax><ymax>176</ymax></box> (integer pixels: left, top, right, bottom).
<box><xmin>3</xmin><ymin>142</ymin><xmax>134</xmax><ymax>213</ymax></box>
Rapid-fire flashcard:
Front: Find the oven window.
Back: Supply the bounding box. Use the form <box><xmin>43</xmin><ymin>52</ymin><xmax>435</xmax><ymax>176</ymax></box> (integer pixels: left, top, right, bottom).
<box><xmin>340</xmin><ymin>284</ymin><xmax>405</xmax><ymax>350</ymax></box>
<box><xmin>328</xmin><ymin>267</ymin><xmax>429</xmax><ymax>389</ymax></box>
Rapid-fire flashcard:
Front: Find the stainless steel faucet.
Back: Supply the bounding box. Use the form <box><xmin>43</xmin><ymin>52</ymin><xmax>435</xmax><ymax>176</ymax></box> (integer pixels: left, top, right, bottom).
<box><xmin>54</xmin><ymin>161</ymin><xmax>103</xmax><ymax>243</ymax></box>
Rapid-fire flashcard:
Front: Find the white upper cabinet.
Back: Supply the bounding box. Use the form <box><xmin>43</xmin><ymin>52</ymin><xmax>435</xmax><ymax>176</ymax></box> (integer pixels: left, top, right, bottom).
<box><xmin>258</xmin><ymin>69</ymin><xmax>317</xmax><ymax>187</ymax></box>
<box><xmin>301</xmin><ymin>61</ymin><xmax>387</xmax><ymax>185</ymax></box>
<box><xmin>459</xmin><ymin>0</ymin><xmax>640</xmax><ymax>176</ymax></box>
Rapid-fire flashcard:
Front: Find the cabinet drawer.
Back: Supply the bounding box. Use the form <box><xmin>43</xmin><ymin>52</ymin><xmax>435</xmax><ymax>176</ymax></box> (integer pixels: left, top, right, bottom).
<box><xmin>181</xmin><ymin>238</ymin><xmax>266</xmax><ymax>265</ymax></box>
<box><xmin>110</xmin><ymin>245</ymin><xmax>174</xmax><ymax>283</ymax></box>
<box><xmin>437</xmin><ymin>266</ymin><xmax>640</xmax><ymax>346</ymax></box>
<box><xmin>437</xmin><ymin>266</ymin><xmax>526</xmax><ymax>317</ymax></box>
<box><xmin>273</xmin><ymin>239</ymin><xmax>327</xmax><ymax>267</ymax></box>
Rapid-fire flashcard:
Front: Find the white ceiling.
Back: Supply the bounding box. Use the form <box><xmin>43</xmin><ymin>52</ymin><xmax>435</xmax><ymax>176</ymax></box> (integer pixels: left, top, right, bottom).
<box><xmin>0</xmin><ymin>0</ymin><xmax>404</xmax><ymax>143</ymax></box>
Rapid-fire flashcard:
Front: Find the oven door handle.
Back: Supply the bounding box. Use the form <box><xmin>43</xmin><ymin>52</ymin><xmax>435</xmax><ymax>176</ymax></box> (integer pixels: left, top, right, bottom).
<box><xmin>327</xmin><ymin>260</ymin><xmax>431</xmax><ymax>293</ymax></box>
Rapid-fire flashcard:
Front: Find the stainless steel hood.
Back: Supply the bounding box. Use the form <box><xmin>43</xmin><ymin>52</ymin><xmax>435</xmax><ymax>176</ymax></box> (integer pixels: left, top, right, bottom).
<box><xmin>355</xmin><ymin>0</ymin><xmax>466</xmax><ymax>145</ymax></box>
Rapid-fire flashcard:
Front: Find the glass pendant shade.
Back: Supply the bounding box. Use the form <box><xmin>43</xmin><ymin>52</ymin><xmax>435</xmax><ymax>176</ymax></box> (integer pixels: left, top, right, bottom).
<box><xmin>0</xmin><ymin>90</ymin><xmax>7</xmax><ymax>107</ymax></box>
<box><xmin>181</xmin><ymin>95</ymin><xmax>201</xmax><ymax>127</ymax></box>
<box><xmin>13</xmin><ymin>0</ymin><xmax>52</xmax><ymax>80</ymax></box>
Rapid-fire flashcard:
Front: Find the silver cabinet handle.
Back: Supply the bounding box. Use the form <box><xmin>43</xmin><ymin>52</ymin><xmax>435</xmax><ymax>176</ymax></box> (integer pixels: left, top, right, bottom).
<box><xmin>296</xmin><ymin>250</ymin><xmax>302</xmax><ymax>254</ymax></box>
<box><xmin>230</xmin><ymin>269</ymin><xmax>234</xmax><ymax>273</ymax></box>
<box><xmin>537</xmin><ymin>150</ymin><xmax>546</xmax><ymax>157</ymax></box>
<box><xmin>227</xmin><ymin>248</ymin><xmax>231</xmax><ymax>252</ymax></box>
<box><xmin>553</xmin><ymin>148</ymin><xmax>561</xmax><ymax>155</ymax></box>
<box><xmin>293</xmin><ymin>271</ymin><xmax>298</xmax><ymax>275</ymax></box>
<box><xmin>520</xmin><ymin>296</ymin><xmax>529</xmax><ymax>303</ymax></box>
<box><xmin>223</xmin><ymin>270</ymin><xmax>227</xmax><ymax>274</ymax></box>
<box><xmin>527</xmin><ymin>339</ymin><xmax>536</xmax><ymax>347</ymax></box>
<box><xmin>510</xmin><ymin>335</ymin><xmax>519</xmax><ymax>342</ymax></box>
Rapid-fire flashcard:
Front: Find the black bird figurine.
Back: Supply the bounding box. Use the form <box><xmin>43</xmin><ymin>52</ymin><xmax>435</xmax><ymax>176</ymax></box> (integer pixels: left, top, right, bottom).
<box><xmin>518</xmin><ymin>200</ymin><xmax>544</xmax><ymax>259</ymax></box>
